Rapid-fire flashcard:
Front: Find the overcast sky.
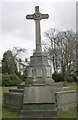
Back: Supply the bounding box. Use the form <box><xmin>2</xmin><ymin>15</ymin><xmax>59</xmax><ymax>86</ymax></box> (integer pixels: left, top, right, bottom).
<box><xmin>0</xmin><ymin>1</ymin><xmax>76</xmax><ymax>60</ymax></box>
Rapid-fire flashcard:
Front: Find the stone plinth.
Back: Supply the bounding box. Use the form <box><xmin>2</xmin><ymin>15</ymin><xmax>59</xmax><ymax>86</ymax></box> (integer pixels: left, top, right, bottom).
<box><xmin>23</xmin><ymin>85</ymin><xmax>55</xmax><ymax>103</ymax></box>
<box><xmin>26</xmin><ymin>52</ymin><xmax>54</xmax><ymax>85</ymax></box>
<box><xmin>21</xmin><ymin>85</ymin><xmax>57</xmax><ymax>118</ymax></box>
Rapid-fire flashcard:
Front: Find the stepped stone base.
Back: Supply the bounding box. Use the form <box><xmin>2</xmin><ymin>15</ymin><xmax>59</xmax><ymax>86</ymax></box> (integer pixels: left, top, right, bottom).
<box><xmin>21</xmin><ymin>103</ymin><xmax>57</xmax><ymax>118</ymax></box>
<box><xmin>21</xmin><ymin>85</ymin><xmax>57</xmax><ymax>118</ymax></box>
<box><xmin>3</xmin><ymin>82</ymin><xmax>76</xmax><ymax>118</ymax></box>
<box><xmin>3</xmin><ymin>82</ymin><xmax>71</xmax><ymax>111</ymax></box>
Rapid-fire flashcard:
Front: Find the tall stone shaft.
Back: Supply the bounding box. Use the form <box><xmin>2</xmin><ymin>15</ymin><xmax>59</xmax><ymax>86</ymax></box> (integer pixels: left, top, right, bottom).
<box><xmin>35</xmin><ymin>19</ymin><xmax>41</xmax><ymax>52</ymax></box>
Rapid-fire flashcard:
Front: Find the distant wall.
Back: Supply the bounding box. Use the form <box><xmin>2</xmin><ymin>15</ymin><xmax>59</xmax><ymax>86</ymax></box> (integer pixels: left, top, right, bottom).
<box><xmin>55</xmin><ymin>90</ymin><xmax>76</xmax><ymax>110</ymax></box>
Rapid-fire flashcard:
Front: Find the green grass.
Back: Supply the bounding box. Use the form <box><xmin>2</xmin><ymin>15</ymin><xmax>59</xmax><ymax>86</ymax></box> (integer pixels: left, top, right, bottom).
<box><xmin>57</xmin><ymin>82</ymin><xmax>77</xmax><ymax>118</ymax></box>
<box><xmin>2</xmin><ymin>86</ymin><xmax>16</xmax><ymax>93</ymax></box>
<box><xmin>2</xmin><ymin>107</ymin><xmax>21</xmax><ymax>118</ymax></box>
<box><xmin>1</xmin><ymin>82</ymin><xmax>77</xmax><ymax>118</ymax></box>
<box><xmin>58</xmin><ymin>107</ymin><xmax>76</xmax><ymax>118</ymax></box>
<box><xmin>68</xmin><ymin>82</ymin><xmax>76</xmax><ymax>90</ymax></box>
<box><xmin>1</xmin><ymin>86</ymin><xmax>21</xmax><ymax>118</ymax></box>
<box><xmin>0</xmin><ymin>87</ymin><xmax>2</xmax><ymax>119</ymax></box>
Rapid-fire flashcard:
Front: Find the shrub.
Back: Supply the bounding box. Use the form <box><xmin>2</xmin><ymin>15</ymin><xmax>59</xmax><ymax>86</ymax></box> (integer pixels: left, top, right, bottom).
<box><xmin>64</xmin><ymin>75</ymin><xmax>74</xmax><ymax>82</ymax></box>
<box><xmin>52</xmin><ymin>72</ymin><xmax>64</xmax><ymax>82</ymax></box>
<box><xmin>2</xmin><ymin>73</ymin><xmax>22</xmax><ymax>86</ymax></box>
<box><xmin>2</xmin><ymin>73</ymin><xmax>11</xmax><ymax>86</ymax></box>
<box><xmin>10</xmin><ymin>73</ymin><xmax>22</xmax><ymax>86</ymax></box>
<box><xmin>71</xmin><ymin>73</ymin><xmax>77</xmax><ymax>83</ymax></box>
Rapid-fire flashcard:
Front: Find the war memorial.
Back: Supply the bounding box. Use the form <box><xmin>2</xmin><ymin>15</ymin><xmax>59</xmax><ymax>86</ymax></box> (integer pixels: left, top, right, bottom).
<box><xmin>3</xmin><ymin>6</ymin><xmax>76</xmax><ymax>118</ymax></box>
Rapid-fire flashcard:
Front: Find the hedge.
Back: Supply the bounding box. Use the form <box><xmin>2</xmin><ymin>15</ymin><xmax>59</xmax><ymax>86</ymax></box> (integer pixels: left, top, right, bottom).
<box><xmin>2</xmin><ymin>73</ymin><xmax>22</xmax><ymax>86</ymax></box>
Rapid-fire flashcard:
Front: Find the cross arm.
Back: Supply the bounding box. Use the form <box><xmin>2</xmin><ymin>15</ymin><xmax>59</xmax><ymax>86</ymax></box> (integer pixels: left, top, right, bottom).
<box><xmin>26</xmin><ymin>14</ymin><xmax>34</xmax><ymax>19</ymax></box>
<box><xmin>41</xmin><ymin>14</ymin><xmax>49</xmax><ymax>19</ymax></box>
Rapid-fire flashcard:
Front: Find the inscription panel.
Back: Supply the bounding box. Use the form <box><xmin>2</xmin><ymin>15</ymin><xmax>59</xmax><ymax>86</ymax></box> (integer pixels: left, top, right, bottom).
<box><xmin>46</xmin><ymin>67</ymin><xmax>51</xmax><ymax>77</ymax></box>
<box><xmin>36</xmin><ymin>68</ymin><xmax>42</xmax><ymax>77</ymax></box>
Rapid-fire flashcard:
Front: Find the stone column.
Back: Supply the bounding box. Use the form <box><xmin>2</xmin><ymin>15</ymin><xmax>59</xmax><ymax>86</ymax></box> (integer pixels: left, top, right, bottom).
<box><xmin>35</xmin><ymin>19</ymin><xmax>42</xmax><ymax>52</ymax></box>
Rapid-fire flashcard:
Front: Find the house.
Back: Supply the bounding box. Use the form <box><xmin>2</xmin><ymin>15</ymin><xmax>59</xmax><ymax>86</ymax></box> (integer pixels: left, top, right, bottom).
<box><xmin>15</xmin><ymin>59</ymin><xmax>29</xmax><ymax>75</ymax></box>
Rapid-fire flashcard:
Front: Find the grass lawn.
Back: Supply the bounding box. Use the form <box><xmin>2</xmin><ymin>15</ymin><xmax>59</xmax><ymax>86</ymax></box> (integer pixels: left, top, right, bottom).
<box><xmin>1</xmin><ymin>86</ymin><xmax>18</xmax><ymax>118</ymax></box>
<box><xmin>0</xmin><ymin>86</ymin><xmax>2</xmax><ymax>119</ymax></box>
<box><xmin>2</xmin><ymin>107</ymin><xmax>21</xmax><ymax>118</ymax></box>
<box><xmin>1</xmin><ymin>82</ymin><xmax>77</xmax><ymax>118</ymax></box>
<box><xmin>58</xmin><ymin>82</ymin><xmax>77</xmax><ymax>118</ymax></box>
<box><xmin>2</xmin><ymin>86</ymin><xmax>16</xmax><ymax>93</ymax></box>
<box><xmin>58</xmin><ymin>107</ymin><xmax>76</xmax><ymax>118</ymax></box>
<box><xmin>67</xmin><ymin>82</ymin><xmax>76</xmax><ymax>90</ymax></box>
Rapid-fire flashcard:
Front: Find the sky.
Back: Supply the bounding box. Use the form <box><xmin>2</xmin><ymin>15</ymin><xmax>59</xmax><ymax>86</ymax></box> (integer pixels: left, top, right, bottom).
<box><xmin>0</xmin><ymin>1</ymin><xmax>76</xmax><ymax>60</ymax></box>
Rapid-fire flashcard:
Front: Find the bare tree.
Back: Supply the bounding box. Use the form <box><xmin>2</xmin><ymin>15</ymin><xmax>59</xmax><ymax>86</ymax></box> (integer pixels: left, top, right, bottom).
<box><xmin>44</xmin><ymin>28</ymin><xmax>58</xmax><ymax>72</ymax></box>
<box><xmin>12</xmin><ymin>47</ymin><xmax>27</xmax><ymax>60</ymax></box>
<box><xmin>44</xmin><ymin>28</ymin><xmax>76</xmax><ymax>76</ymax></box>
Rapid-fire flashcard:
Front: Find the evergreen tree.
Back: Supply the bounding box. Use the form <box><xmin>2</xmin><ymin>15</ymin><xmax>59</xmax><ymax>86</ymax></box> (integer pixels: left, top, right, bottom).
<box><xmin>2</xmin><ymin>50</ymin><xmax>17</xmax><ymax>74</ymax></box>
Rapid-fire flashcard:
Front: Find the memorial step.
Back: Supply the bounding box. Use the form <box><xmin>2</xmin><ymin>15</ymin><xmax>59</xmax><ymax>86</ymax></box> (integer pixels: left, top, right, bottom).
<box><xmin>17</xmin><ymin>84</ymin><xmax>25</xmax><ymax>89</ymax></box>
<box><xmin>22</xmin><ymin>103</ymin><xmax>56</xmax><ymax>110</ymax></box>
<box><xmin>21</xmin><ymin>109</ymin><xmax>57</xmax><ymax>118</ymax></box>
<box><xmin>9</xmin><ymin>88</ymin><xmax>24</xmax><ymax>93</ymax></box>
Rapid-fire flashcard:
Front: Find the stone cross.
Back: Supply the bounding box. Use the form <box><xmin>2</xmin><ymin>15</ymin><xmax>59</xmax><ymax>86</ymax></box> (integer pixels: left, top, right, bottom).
<box><xmin>26</xmin><ymin>6</ymin><xmax>49</xmax><ymax>52</ymax></box>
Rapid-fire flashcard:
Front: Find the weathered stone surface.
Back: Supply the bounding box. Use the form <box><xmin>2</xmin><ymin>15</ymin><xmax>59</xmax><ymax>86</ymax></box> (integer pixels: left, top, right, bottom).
<box><xmin>55</xmin><ymin>90</ymin><xmax>76</xmax><ymax>110</ymax></box>
<box><xmin>21</xmin><ymin>109</ymin><xmax>57</xmax><ymax>118</ymax></box>
<box><xmin>22</xmin><ymin>103</ymin><xmax>56</xmax><ymax>110</ymax></box>
<box><xmin>21</xmin><ymin>84</ymin><xmax>57</xmax><ymax>118</ymax></box>
<box><xmin>22</xmin><ymin>103</ymin><xmax>57</xmax><ymax>118</ymax></box>
<box><xmin>3</xmin><ymin>92</ymin><xmax>23</xmax><ymax>110</ymax></box>
<box><xmin>23</xmin><ymin>85</ymin><xmax>55</xmax><ymax>104</ymax></box>
<box><xmin>26</xmin><ymin>52</ymin><xmax>54</xmax><ymax>85</ymax></box>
